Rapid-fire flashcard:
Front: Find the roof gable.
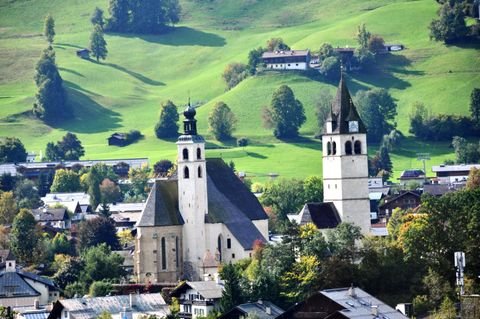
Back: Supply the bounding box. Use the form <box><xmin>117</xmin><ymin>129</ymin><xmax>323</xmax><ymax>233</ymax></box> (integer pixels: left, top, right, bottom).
<box><xmin>0</xmin><ymin>271</ymin><xmax>40</xmax><ymax>298</ymax></box>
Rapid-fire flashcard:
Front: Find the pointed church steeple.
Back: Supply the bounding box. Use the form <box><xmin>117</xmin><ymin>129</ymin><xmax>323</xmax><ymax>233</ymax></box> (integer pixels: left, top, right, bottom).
<box><xmin>325</xmin><ymin>74</ymin><xmax>366</xmax><ymax>134</ymax></box>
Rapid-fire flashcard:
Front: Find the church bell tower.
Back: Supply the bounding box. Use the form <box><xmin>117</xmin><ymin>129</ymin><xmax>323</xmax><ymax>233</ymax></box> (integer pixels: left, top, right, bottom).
<box><xmin>177</xmin><ymin>102</ymin><xmax>208</xmax><ymax>279</ymax></box>
<box><xmin>322</xmin><ymin>75</ymin><xmax>371</xmax><ymax>234</ymax></box>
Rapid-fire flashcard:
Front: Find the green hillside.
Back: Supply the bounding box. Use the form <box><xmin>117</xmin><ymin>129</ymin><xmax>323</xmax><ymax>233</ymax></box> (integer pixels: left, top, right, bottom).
<box><xmin>0</xmin><ymin>0</ymin><xmax>478</xmax><ymax>182</ymax></box>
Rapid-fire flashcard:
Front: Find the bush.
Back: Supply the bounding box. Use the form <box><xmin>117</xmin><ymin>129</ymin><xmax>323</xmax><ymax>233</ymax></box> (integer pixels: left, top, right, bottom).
<box><xmin>126</xmin><ymin>130</ymin><xmax>143</xmax><ymax>143</ymax></box>
<box><xmin>222</xmin><ymin>63</ymin><xmax>248</xmax><ymax>90</ymax></box>
<box><xmin>319</xmin><ymin>56</ymin><xmax>341</xmax><ymax>80</ymax></box>
<box><xmin>237</xmin><ymin>137</ymin><xmax>248</xmax><ymax>147</ymax></box>
<box><xmin>89</xmin><ymin>280</ymin><xmax>113</xmax><ymax>297</ymax></box>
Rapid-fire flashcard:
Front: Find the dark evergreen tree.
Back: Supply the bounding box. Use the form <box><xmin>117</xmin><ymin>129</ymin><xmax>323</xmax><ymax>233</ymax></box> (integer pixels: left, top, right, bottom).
<box><xmin>0</xmin><ymin>173</ymin><xmax>16</xmax><ymax>192</ymax></box>
<box><xmin>43</xmin><ymin>14</ymin><xmax>55</xmax><ymax>44</ymax></box>
<box><xmin>247</xmin><ymin>47</ymin><xmax>265</xmax><ymax>75</ymax></box>
<box><xmin>44</xmin><ymin>141</ymin><xmax>62</xmax><ymax>161</ymax></box>
<box><xmin>91</xmin><ymin>7</ymin><xmax>105</xmax><ymax>28</ymax></box>
<box><xmin>155</xmin><ymin>100</ymin><xmax>179</xmax><ymax>138</ymax></box>
<box><xmin>107</xmin><ymin>0</ymin><xmax>130</xmax><ymax>32</ymax></box>
<box><xmin>470</xmin><ymin>88</ymin><xmax>480</xmax><ymax>125</ymax></box>
<box><xmin>208</xmin><ymin>101</ymin><xmax>237</xmax><ymax>140</ymax></box>
<box><xmin>219</xmin><ymin>263</ymin><xmax>244</xmax><ymax>313</ymax></box>
<box><xmin>14</xmin><ymin>179</ymin><xmax>41</xmax><ymax>209</ymax></box>
<box><xmin>58</xmin><ymin>132</ymin><xmax>85</xmax><ymax>160</ymax></box>
<box><xmin>77</xmin><ymin>216</ymin><xmax>121</xmax><ymax>252</ymax></box>
<box><xmin>264</xmin><ymin>85</ymin><xmax>306</xmax><ymax>138</ymax></box>
<box><xmin>153</xmin><ymin>159</ymin><xmax>173</xmax><ymax>177</ymax></box>
<box><xmin>33</xmin><ymin>46</ymin><xmax>70</xmax><ymax>123</ymax></box>
<box><xmin>90</xmin><ymin>25</ymin><xmax>108</xmax><ymax>62</ymax></box>
<box><xmin>0</xmin><ymin>137</ymin><xmax>27</xmax><ymax>163</ymax></box>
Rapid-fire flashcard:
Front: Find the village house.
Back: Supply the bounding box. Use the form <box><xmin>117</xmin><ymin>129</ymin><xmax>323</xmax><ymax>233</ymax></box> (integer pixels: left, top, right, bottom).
<box><xmin>134</xmin><ymin>103</ymin><xmax>269</xmax><ymax>283</ymax></box>
<box><xmin>170</xmin><ymin>280</ymin><xmax>224</xmax><ymax>319</ymax></box>
<box><xmin>218</xmin><ymin>300</ymin><xmax>284</xmax><ymax>319</ymax></box>
<box><xmin>398</xmin><ymin>169</ymin><xmax>426</xmax><ymax>185</ymax></box>
<box><xmin>0</xmin><ymin>253</ymin><xmax>60</xmax><ymax>308</ymax></box>
<box><xmin>262</xmin><ymin>50</ymin><xmax>311</xmax><ymax>70</ymax></box>
<box><xmin>47</xmin><ymin>293</ymin><xmax>169</xmax><ymax>319</ymax></box>
<box><xmin>277</xmin><ymin>286</ymin><xmax>407</xmax><ymax>319</ymax></box>
<box><xmin>378</xmin><ymin>191</ymin><xmax>421</xmax><ymax>219</ymax></box>
<box><xmin>108</xmin><ymin>133</ymin><xmax>128</xmax><ymax>147</ymax></box>
<box><xmin>32</xmin><ymin>207</ymin><xmax>71</xmax><ymax>229</ymax></box>
<box><xmin>431</xmin><ymin>163</ymin><xmax>480</xmax><ymax>184</ymax></box>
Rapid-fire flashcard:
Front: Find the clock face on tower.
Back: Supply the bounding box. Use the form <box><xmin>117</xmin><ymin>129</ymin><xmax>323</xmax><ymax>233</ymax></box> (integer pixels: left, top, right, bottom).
<box><xmin>348</xmin><ymin>120</ymin><xmax>359</xmax><ymax>133</ymax></box>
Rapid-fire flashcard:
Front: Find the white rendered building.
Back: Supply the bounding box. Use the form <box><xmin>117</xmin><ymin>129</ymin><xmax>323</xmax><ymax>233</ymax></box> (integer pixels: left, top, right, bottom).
<box><xmin>262</xmin><ymin>50</ymin><xmax>310</xmax><ymax>70</ymax></box>
<box><xmin>134</xmin><ymin>104</ymin><xmax>269</xmax><ymax>283</ymax></box>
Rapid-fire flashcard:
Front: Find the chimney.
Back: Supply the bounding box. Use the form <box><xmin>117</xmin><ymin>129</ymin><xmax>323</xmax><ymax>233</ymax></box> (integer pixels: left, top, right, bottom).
<box><xmin>129</xmin><ymin>293</ymin><xmax>135</xmax><ymax>308</ymax></box>
<box><xmin>266</xmin><ymin>306</ymin><xmax>271</xmax><ymax>315</ymax></box>
<box><xmin>371</xmin><ymin>305</ymin><xmax>378</xmax><ymax>316</ymax></box>
<box><xmin>34</xmin><ymin>299</ymin><xmax>40</xmax><ymax>309</ymax></box>
<box><xmin>348</xmin><ymin>284</ymin><xmax>356</xmax><ymax>298</ymax></box>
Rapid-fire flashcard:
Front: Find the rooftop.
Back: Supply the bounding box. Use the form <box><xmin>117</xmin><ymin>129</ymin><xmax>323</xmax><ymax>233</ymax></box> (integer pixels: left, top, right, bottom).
<box><xmin>262</xmin><ymin>50</ymin><xmax>310</xmax><ymax>59</ymax></box>
<box><xmin>432</xmin><ymin>164</ymin><xmax>480</xmax><ymax>172</ymax></box>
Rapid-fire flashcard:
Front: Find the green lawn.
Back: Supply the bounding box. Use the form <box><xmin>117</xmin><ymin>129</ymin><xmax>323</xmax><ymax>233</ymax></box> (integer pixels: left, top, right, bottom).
<box><xmin>0</xmin><ymin>0</ymin><xmax>478</xmax><ymax>182</ymax></box>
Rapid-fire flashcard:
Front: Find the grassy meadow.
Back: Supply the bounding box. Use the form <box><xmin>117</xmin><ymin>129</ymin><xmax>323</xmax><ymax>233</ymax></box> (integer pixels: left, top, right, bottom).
<box><xmin>0</xmin><ymin>0</ymin><xmax>479</xmax><ymax>182</ymax></box>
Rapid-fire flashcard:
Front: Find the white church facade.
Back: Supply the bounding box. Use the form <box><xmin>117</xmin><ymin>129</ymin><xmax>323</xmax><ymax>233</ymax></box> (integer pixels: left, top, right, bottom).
<box><xmin>134</xmin><ymin>105</ymin><xmax>269</xmax><ymax>283</ymax></box>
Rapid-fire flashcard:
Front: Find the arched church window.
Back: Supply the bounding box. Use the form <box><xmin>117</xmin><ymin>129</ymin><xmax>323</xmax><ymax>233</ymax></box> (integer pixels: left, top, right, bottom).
<box><xmin>327</xmin><ymin>142</ymin><xmax>332</xmax><ymax>155</ymax></box>
<box><xmin>198</xmin><ymin>166</ymin><xmax>202</xmax><ymax>178</ymax></box>
<box><xmin>217</xmin><ymin>235</ymin><xmax>222</xmax><ymax>262</ymax></box>
<box><xmin>183</xmin><ymin>148</ymin><xmax>189</xmax><ymax>160</ymax></box>
<box><xmin>175</xmin><ymin>236</ymin><xmax>179</xmax><ymax>268</ymax></box>
<box><xmin>332</xmin><ymin>142</ymin><xmax>337</xmax><ymax>155</ymax></box>
<box><xmin>197</xmin><ymin>147</ymin><xmax>201</xmax><ymax>159</ymax></box>
<box><xmin>345</xmin><ymin>141</ymin><xmax>352</xmax><ymax>155</ymax></box>
<box><xmin>184</xmin><ymin>167</ymin><xmax>189</xmax><ymax>179</ymax></box>
<box><xmin>354</xmin><ymin>141</ymin><xmax>361</xmax><ymax>154</ymax></box>
<box><xmin>161</xmin><ymin>237</ymin><xmax>167</xmax><ymax>270</ymax></box>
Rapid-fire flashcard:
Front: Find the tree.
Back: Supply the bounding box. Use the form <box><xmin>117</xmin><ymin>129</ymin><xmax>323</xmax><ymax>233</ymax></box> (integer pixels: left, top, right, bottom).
<box><xmin>470</xmin><ymin>88</ymin><xmax>480</xmax><ymax>125</ymax></box>
<box><xmin>452</xmin><ymin>136</ymin><xmax>480</xmax><ymax>164</ymax></box>
<box><xmin>208</xmin><ymin>101</ymin><xmax>237</xmax><ymax>140</ymax></box>
<box><xmin>222</xmin><ymin>63</ymin><xmax>248</xmax><ymax>90</ymax></box>
<box><xmin>107</xmin><ymin>0</ymin><xmax>130</xmax><ymax>32</ymax></box>
<box><xmin>219</xmin><ymin>263</ymin><xmax>244</xmax><ymax>313</ymax></box>
<box><xmin>153</xmin><ymin>160</ymin><xmax>173</xmax><ymax>177</ymax></box>
<box><xmin>0</xmin><ymin>173</ymin><xmax>16</xmax><ymax>192</ymax></box>
<box><xmin>266</xmin><ymin>38</ymin><xmax>290</xmax><ymax>51</ymax></box>
<box><xmin>77</xmin><ymin>216</ymin><xmax>121</xmax><ymax>252</ymax></box>
<box><xmin>353</xmin><ymin>47</ymin><xmax>375</xmax><ymax>69</ymax></box>
<box><xmin>10</xmin><ymin>209</ymin><xmax>39</xmax><ymax>264</ymax></box>
<box><xmin>14</xmin><ymin>179</ymin><xmax>41</xmax><ymax>209</ymax></box>
<box><xmin>247</xmin><ymin>47</ymin><xmax>265</xmax><ymax>75</ymax></box>
<box><xmin>367</xmin><ymin>35</ymin><xmax>385</xmax><ymax>53</ymax></box>
<box><xmin>327</xmin><ymin>223</ymin><xmax>362</xmax><ymax>261</ymax></box>
<box><xmin>128</xmin><ymin>166</ymin><xmax>151</xmax><ymax>200</ymax></box>
<box><xmin>0</xmin><ymin>137</ymin><xmax>27</xmax><ymax>163</ymax></box>
<box><xmin>81</xmin><ymin>243</ymin><xmax>124</xmax><ymax>285</ymax></box>
<box><xmin>90</xmin><ymin>25</ymin><xmax>108</xmax><ymax>62</ymax></box>
<box><xmin>58</xmin><ymin>132</ymin><xmax>85</xmax><ymax>160</ymax></box>
<box><xmin>0</xmin><ymin>191</ymin><xmax>17</xmax><ymax>225</ymax></box>
<box><xmin>466</xmin><ymin>167</ymin><xmax>480</xmax><ymax>189</ymax></box>
<box><xmin>99</xmin><ymin>178</ymin><xmax>121</xmax><ymax>205</ymax></box>
<box><xmin>280</xmin><ymin>255</ymin><xmax>320</xmax><ymax>303</ymax></box>
<box><xmin>44</xmin><ymin>14</ymin><xmax>55</xmax><ymax>44</ymax></box>
<box><xmin>264</xmin><ymin>85</ymin><xmax>306</xmax><ymax>138</ymax></box>
<box><xmin>318</xmin><ymin>43</ymin><xmax>337</xmax><ymax>61</ymax></box>
<box><xmin>303</xmin><ymin>176</ymin><xmax>323</xmax><ymax>203</ymax></box>
<box><xmin>355</xmin><ymin>88</ymin><xmax>397</xmax><ymax>143</ymax></box>
<box><xmin>89</xmin><ymin>281</ymin><xmax>113</xmax><ymax>297</ymax></box>
<box><xmin>33</xmin><ymin>46</ymin><xmax>70</xmax><ymax>123</ymax></box>
<box><xmin>154</xmin><ymin>100</ymin><xmax>179</xmax><ymax>138</ymax></box>
<box><xmin>430</xmin><ymin>3</ymin><xmax>468</xmax><ymax>43</ymax></box>
<box><xmin>315</xmin><ymin>88</ymin><xmax>333</xmax><ymax>136</ymax></box>
<box><xmin>50</xmin><ymin>169</ymin><xmax>81</xmax><ymax>193</ymax></box>
<box><xmin>84</xmin><ymin>164</ymin><xmax>117</xmax><ymax>208</ymax></box>
<box><xmin>91</xmin><ymin>7</ymin><xmax>105</xmax><ymax>28</ymax></box>
<box><xmin>52</xmin><ymin>255</ymin><xmax>84</xmax><ymax>290</ymax></box>
<box><xmin>356</xmin><ymin>23</ymin><xmax>371</xmax><ymax>49</ymax></box>
<box><xmin>320</xmin><ymin>56</ymin><xmax>341</xmax><ymax>80</ymax></box>
<box><xmin>50</xmin><ymin>233</ymin><xmax>72</xmax><ymax>255</ymax></box>
<box><xmin>45</xmin><ymin>142</ymin><xmax>61</xmax><ymax>161</ymax></box>
<box><xmin>260</xmin><ymin>178</ymin><xmax>305</xmax><ymax>222</ymax></box>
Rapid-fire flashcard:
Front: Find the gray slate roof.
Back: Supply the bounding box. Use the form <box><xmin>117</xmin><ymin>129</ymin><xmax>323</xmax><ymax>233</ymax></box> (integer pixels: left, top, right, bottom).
<box><xmin>289</xmin><ymin>202</ymin><xmax>341</xmax><ymax>229</ymax></box>
<box><xmin>262</xmin><ymin>50</ymin><xmax>309</xmax><ymax>59</ymax></box>
<box><xmin>0</xmin><ymin>271</ymin><xmax>40</xmax><ymax>298</ymax></box>
<box><xmin>55</xmin><ymin>293</ymin><xmax>168</xmax><ymax>319</ymax></box>
<box><xmin>137</xmin><ymin>158</ymin><xmax>268</xmax><ymax>250</ymax></box>
<box><xmin>32</xmin><ymin>208</ymin><xmax>69</xmax><ymax>222</ymax></box>
<box><xmin>171</xmin><ymin>281</ymin><xmax>224</xmax><ymax>299</ymax></box>
<box><xmin>219</xmin><ymin>300</ymin><xmax>284</xmax><ymax>319</ymax></box>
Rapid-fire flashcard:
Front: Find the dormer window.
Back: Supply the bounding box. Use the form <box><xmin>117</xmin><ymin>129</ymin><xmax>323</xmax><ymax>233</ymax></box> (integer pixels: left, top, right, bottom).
<box><xmin>348</xmin><ymin>121</ymin><xmax>359</xmax><ymax>133</ymax></box>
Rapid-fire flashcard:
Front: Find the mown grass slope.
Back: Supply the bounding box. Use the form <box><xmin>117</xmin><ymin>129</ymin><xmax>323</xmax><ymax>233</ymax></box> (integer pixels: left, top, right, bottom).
<box><xmin>0</xmin><ymin>0</ymin><xmax>478</xmax><ymax>182</ymax></box>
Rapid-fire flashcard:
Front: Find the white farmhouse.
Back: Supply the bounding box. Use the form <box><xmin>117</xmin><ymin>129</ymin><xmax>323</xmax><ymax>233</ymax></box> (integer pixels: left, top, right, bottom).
<box><xmin>262</xmin><ymin>50</ymin><xmax>310</xmax><ymax>70</ymax></box>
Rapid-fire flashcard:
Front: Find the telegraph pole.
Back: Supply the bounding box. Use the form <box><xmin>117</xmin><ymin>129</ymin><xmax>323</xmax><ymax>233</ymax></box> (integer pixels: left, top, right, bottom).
<box><xmin>417</xmin><ymin>153</ymin><xmax>430</xmax><ymax>184</ymax></box>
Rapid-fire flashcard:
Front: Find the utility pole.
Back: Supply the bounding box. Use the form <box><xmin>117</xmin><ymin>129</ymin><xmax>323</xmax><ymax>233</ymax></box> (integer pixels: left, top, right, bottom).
<box><xmin>417</xmin><ymin>153</ymin><xmax>430</xmax><ymax>184</ymax></box>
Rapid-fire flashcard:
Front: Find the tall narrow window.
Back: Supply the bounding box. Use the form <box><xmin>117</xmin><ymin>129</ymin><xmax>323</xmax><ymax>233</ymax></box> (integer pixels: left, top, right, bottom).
<box><xmin>161</xmin><ymin>237</ymin><xmax>167</xmax><ymax>270</ymax></box>
<box><xmin>332</xmin><ymin>142</ymin><xmax>337</xmax><ymax>155</ymax></box>
<box><xmin>198</xmin><ymin>166</ymin><xmax>202</xmax><ymax>178</ymax></box>
<box><xmin>227</xmin><ymin>238</ymin><xmax>231</xmax><ymax>249</ymax></box>
<box><xmin>183</xmin><ymin>148</ymin><xmax>189</xmax><ymax>160</ymax></box>
<box><xmin>184</xmin><ymin>167</ymin><xmax>189</xmax><ymax>179</ymax></box>
<box><xmin>217</xmin><ymin>236</ymin><xmax>222</xmax><ymax>262</ymax></box>
<box><xmin>327</xmin><ymin>142</ymin><xmax>332</xmax><ymax>155</ymax></box>
<box><xmin>354</xmin><ymin>141</ymin><xmax>362</xmax><ymax>154</ymax></box>
<box><xmin>197</xmin><ymin>148</ymin><xmax>201</xmax><ymax>159</ymax></box>
<box><xmin>345</xmin><ymin>141</ymin><xmax>352</xmax><ymax>155</ymax></box>
<box><xmin>175</xmin><ymin>236</ymin><xmax>179</xmax><ymax>268</ymax></box>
